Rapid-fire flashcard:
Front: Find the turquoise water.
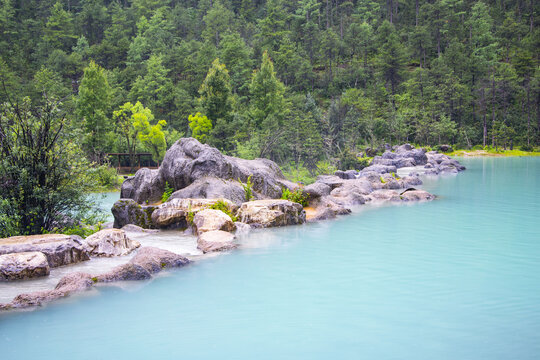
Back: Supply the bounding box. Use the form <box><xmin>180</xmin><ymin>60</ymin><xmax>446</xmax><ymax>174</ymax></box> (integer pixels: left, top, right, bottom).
<box><xmin>88</xmin><ymin>191</ymin><xmax>119</xmax><ymax>222</ymax></box>
<box><xmin>1</xmin><ymin>158</ymin><xmax>539</xmax><ymax>359</ymax></box>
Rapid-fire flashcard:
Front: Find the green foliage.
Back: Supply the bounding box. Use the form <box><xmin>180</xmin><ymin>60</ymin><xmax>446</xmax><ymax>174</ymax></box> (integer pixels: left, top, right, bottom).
<box><xmin>0</xmin><ymin>97</ymin><xmax>100</xmax><ymax>235</ymax></box>
<box><xmin>239</xmin><ymin>175</ymin><xmax>254</xmax><ymax>201</ymax></box>
<box><xmin>186</xmin><ymin>211</ymin><xmax>195</xmax><ymax>225</ymax></box>
<box><xmin>281</xmin><ymin>188</ymin><xmax>308</xmax><ymax>207</ymax></box>
<box><xmin>380</xmin><ymin>176</ymin><xmax>386</xmax><ymax>184</ymax></box>
<box><xmin>209</xmin><ymin>200</ymin><xmax>238</xmax><ymax>222</ymax></box>
<box><xmin>86</xmin><ymin>165</ymin><xmax>121</xmax><ymax>190</ymax></box>
<box><xmin>188</xmin><ymin>112</ymin><xmax>212</xmax><ymax>143</ymax></box>
<box><xmin>161</xmin><ymin>181</ymin><xmax>173</xmax><ymax>203</ymax></box>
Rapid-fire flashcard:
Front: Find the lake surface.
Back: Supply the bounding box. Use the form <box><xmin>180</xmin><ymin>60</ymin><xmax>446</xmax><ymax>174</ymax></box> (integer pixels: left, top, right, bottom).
<box><xmin>88</xmin><ymin>191</ymin><xmax>120</xmax><ymax>222</ymax></box>
<box><xmin>1</xmin><ymin>157</ymin><xmax>539</xmax><ymax>359</ymax></box>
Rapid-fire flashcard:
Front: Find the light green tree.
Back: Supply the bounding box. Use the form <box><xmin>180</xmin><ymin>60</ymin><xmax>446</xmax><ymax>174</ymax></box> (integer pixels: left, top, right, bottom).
<box><xmin>77</xmin><ymin>61</ymin><xmax>112</xmax><ymax>162</ymax></box>
<box><xmin>188</xmin><ymin>112</ymin><xmax>212</xmax><ymax>143</ymax></box>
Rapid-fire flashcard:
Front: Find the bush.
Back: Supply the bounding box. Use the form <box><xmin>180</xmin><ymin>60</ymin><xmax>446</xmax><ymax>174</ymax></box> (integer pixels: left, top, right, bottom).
<box><xmin>209</xmin><ymin>199</ymin><xmax>238</xmax><ymax>222</ymax></box>
<box><xmin>87</xmin><ymin>165</ymin><xmax>121</xmax><ymax>190</ymax></box>
<box><xmin>472</xmin><ymin>144</ymin><xmax>484</xmax><ymax>151</ymax></box>
<box><xmin>0</xmin><ymin>97</ymin><xmax>100</xmax><ymax>235</ymax></box>
<box><xmin>161</xmin><ymin>181</ymin><xmax>174</xmax><ymax>202</ymax></box>
<box><xmin>281</xmin><ymin>188</ymin><xmax>308</xmax><ymax>207</ymax></box>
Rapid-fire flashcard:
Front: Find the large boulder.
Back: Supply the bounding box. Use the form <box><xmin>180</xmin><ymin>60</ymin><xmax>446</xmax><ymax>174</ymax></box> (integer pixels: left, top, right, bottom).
<box><xmin>84</xmin><ymin>229</ymin><xmax>140</xmax><ymax>257</ymax></box>
<box><xmin>315</xmin><ymin>175</ymin><xmax>345</xmax><ymax>189</ymax></box>
<box><xmin>168</xmin><ymin>177</ymin><xmax>248</xmax><ymax>205</ymax></box>
<box><xmin>400</xmin><ymin>189</ymin><xmax>436</xmax><ymax>201</ymax></box>
<box><xmin>112</xmin><ymin>199</ymin><xmax>156</xmax><ymax>229</ymax></box>
<box><xmin>197</xmin><ymin>230</ymin><xmax>237</xmax><ymax>253</ymax></box>
<box><xmin>122</xmin><ymin>138</ymin><xmax>290</xmax><ymax>204</ymax></box>
<box><xmin>0</xmin><ymin>252</ymin><xmax>50</xmax><ymax>281</ymax></box>
<box><xmin>360</xmin><ymin>164</ymin><xmax>397</xmax><ymax>174</ymax></box>
<box><xmin>193</xmin><ymin>209</ymin><xmax>235</xmax><ymax>235</ymax></box>
<box><xmin>0</xmin><ymin>234</ymin><xmax>89</xmax><ymax>268</ymax></box>
<box><xmin>130</xmin><ymin>247</ymin><xmax>190</xmax><ymax>274</ymax></box>
<box><xmin>302</xmin><ymin>182</ymin><xmax>332</xmax><ymax>201</ymax></box>
<box><xmin>237</xmin><ymin>199</ymin><xmax>306</xmax><ymax>227</ymax></box>
<box><xmin>120</xmin><ymin>168</ymin><xmax>164</xmax><ymax>204</ymax></box>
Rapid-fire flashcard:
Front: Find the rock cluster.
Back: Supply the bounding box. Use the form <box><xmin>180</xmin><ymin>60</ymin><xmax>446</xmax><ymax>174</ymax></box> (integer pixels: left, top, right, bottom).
<box><xmin>84</xmin><ymin>229</ymin><xmax>141</xmax><ymax>257</ymax></box>
<box><xmin>1</xmin><ymin>247</ymin><xmax>191</xmax><ymax>309</ymax></box>
<box><xmin>121</xmin><ymin>138</ymin><xmax>297</xmax><ymax>204</ymax></box>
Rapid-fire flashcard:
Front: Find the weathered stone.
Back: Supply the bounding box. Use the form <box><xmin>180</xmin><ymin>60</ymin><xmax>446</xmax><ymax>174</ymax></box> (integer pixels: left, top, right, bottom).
<box><xmin>121</xmin><ymin>224</ymin><xmax>160</xmax><ymax>233</ymax></box>
<box><xmin>303</xmin><ymin>182</ymin><xmax>332</xmax><ymax>201</ymax></box>
<box><xmin>169</xmin><ymin>177</ymin><xmax>249</xmax><ymax>205</ymax></box>
<box><xmin>95</xmin><ymin>263</ymin><xmax>152</xmax><ymax>282</ymax></box>
<box><xmin>0</xmin><ymin>234</ymin><xmax>89</xmax><ymax>268</ymax></box>
<box><xmin>8</xmin><ymin>272</ymin><xmax>93</xmax><ymax>309</ymax></box>
<box><xmin>0</xmin><ymin>252</ymin><xmax>50</xmax><ymax>281</ymax></box>
<box><xmin>334</xmin><ymin>170</ymin><xmax>358</xmax><ymax>179</ymax></box>
<box><xmin>400</xmin><ymin>189</ymin><xmax>436</xmax><ymax>201</ymax></box>
<box><xmin>84</xmin><ymin>229</ymin><xmax>140</xmax><ymax>257</ymax></box>
<box><xmin>237</xmin><ymin>199</ymin><xmax>306</xmax><ymax>227</ymax></box>
<box><xmin>361</xmin><ymin>164</ymin><xmax>397</xmax><ymax>174</ymax></box>
<box><xmin>112</xmin><ymin>199</ymin><xmax>155</xmax><ymax>229</ymax></box>
<box><xmin>315</xmin><ymin>175</ymin><xmax>345</xmax><ymax>189</ymax></box>
<box><xmin>120</xmin><ymin>168</ymin><xmax>164</xmax><ymax>204</ymax></box>
<box><xmin>193</xmin><ymin>209</ymin><xmax>235</xmax><ymax>235</ymax></box>
<box><xmin>130</xmin><ymin>247</ymin><xmax>190</xmax><ymax>274</ymax></box>
<box><xmin>197</xmin><ymin>230</ymin><xmax>237</xmax><ymax>253</ymax></box>
<box><xmin>151</xmin><ymin>198</ymin><xmax>237</xmax><ymax>228</ymax></box>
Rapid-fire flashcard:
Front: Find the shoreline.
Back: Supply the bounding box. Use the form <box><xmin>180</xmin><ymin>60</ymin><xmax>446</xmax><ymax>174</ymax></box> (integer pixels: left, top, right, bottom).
<box><xmin>448</xmin><ymin>149</ymin><xmax>540</xmax><ymax>157</ymax></box>
<box><xmin>0</xmin><ymin>141</ymin><xmax>468</xmax><ymax>312</ymax></box>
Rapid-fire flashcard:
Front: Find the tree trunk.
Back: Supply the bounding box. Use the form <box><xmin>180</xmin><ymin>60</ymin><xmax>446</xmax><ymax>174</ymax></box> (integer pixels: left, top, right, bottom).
<box><xmin>491</xmin><ymin>68</ymin><xmax>496</xmax><ymax>147</ymax></box>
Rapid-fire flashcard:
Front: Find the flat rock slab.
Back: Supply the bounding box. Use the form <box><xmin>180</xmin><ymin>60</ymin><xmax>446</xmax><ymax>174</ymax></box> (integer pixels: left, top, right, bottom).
<box><xmin>85</xmin><ymin>229</ymin><xmax>140</xmax><ymax>257</ymax></box>
<box><xmin>197</xmin><ymin>231</ymin><xmax>237</xmax><ymax>253</ymax></box>
<box><xmin>0</xmin><ymin>234</ymin><xmax>89</xmax><ymax>268</ymax></box>
<box><xmin>0</xmin><ymin>252</ymin><xmax>50</xmax><ymax>281</ymax></box>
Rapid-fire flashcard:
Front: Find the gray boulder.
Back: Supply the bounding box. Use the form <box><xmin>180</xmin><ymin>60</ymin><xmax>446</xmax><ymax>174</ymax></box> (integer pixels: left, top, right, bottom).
<box><xmin>96</xmin><ymin>263</ymin><xmax>151</xmax><ymax>282</ymax></box>
<box><xmin>151</xmin><ymin>198</ymin><xmax>236</xmax><ymax>229</ymax></box>
<box><xmin>334</xmin><ymin>170</ymin><xmax>358</xmax><ymax>179</ymax></box>
<box><xmin>0</xmin><ymin>252</ymin><xmax>50</xmax><ymax>281</ymax></box>
<box><xmin>302</xmin><ymin>182</ymin><xmax>332</xmax><ymax>201</ymax></box>
<box><xmin>169</xmin><ymin>177</ymin><xmax>248</xmax><ymax>205</ymax></box>
<box><xmin>84</xmin><ymin>229</ymin><xmax>140</xmax><ymax>257</ymax></box>
<box><xmin>316</xmin><ymin>175</ymin><xmax>345</xmax><ymax>189</ymax></box>
<box><xmin>361</xmin><ymin>164</ymin><xmax>397</xmax><ymax>174</ymax></box>
<box><xmin>112</xmin><ymin>199</ymin><xmax>155</xmax><ymax>229</ymax></box>
<box><xmin>0</xmin><ymin>234</ymin><xmax>89</xmax><ymax>268</ymax></box>
<box><xmin>120</xmin><ymin>168</ymin><xmax>164</xmax><ymax>204</ymax></box>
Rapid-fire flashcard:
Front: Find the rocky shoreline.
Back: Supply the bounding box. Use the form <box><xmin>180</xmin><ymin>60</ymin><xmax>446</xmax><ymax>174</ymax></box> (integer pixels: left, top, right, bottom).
<box><xmin>0</xmin><ymin>138</ymin><xmax>465</xmax><ymax>311</ymax></box>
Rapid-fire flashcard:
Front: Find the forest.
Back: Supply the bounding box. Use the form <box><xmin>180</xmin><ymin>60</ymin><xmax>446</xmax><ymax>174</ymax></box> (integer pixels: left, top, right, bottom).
<box><xmin>0</xmin><ymin>0</ymin><xmax>538</xmax><ymax>175</ymax></box>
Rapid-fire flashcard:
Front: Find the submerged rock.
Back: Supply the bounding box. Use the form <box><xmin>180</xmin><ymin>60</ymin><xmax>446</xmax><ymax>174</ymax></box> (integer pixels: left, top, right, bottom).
<box><xmin>193</xmin><ymin>209</ymin><xmax>235</xmax><ymax>235</ymax></box>
<box><xmin>8</xmin><ymin>272</ymin><xmax>94</xmax><ymax>309</ymax></box>
<box><xmin>84</xmin><ymin>229</ymin><xmax>140</xmax><ymax>257</ymax></box>
<box><xmin>237</xmin><ymin>199</ymin><xmax>306</xmax><ymax>227</ymax></box>
<box><xmin>0</xmin><ymin>234</ymin><xmax>89</xmax><ymax>268</ymax></box>
<box><xmin>0</xmin><ymin>252</ymin><xmax>50</xmax><ymax>281</ymax></box>
<box><xmin>95</xmin><ymin>263</ymin><xmax>151</xmax><ymax>282</ymax></box>
<box><xmin>197</xmin><ymin>231</ymin><xmax>238</xmax><ymax>253</ymax></box>
<box><xmin>130</xmin><ymin>247</ymin><xmax>190</xmax><ymax>274</ymax></box>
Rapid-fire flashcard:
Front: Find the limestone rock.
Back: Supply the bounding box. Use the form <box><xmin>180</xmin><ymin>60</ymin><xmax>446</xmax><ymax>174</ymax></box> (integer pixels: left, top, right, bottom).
<box><xmin>84</xmin><ymin>229</ymin><xmax>140</xmax><ymax>257</ymax></box>
<box><xmin>237</xmin><ymin>199</ymin><xmax>306</xmax><ymax>227</ymax></box>
<box><xmin>130</xmin><ymin>247</ymin><xmax>190</xmax><ymax>274</ymax></box>
<box><xmin>120</xmin><ymin>168</ymin><xmax>164</xmax><ymax>204</ymax></box>
<box><xmin>151</xmin><ymin>198</ymin><xmax>237</xmax><ymax>228</ymax></box>
<box><xmin>0</xmin><ymin>234</ymin><xmax>89</xmax><ymax>268</ymax></box>
<box><xmin>400</xmin><ymin>189</ymin><xmax>436</xmax><ymax>201</ymax></box>
<box><xmin>0</xmin><ymin>252</ymin><xmax>50</xmax><ymax>281</ymax></box>
<box><xmin>95</xmin><ymin>263</ymin><xmax>152</xmax><ymax>282</ymax></box>
<box><xmin>197</xmin><ymin>230</ymin><xmax>238</xmax><ymax>253</ymax></box>
<box><xmin>303</xmin><ymin>182</ymin><xmax>332</xmax><ymax>201</ymax></box>
<box><xmin>112</xmin><ymin>199</ymin><xmax>155</xmax><ymax>229</ymax></box>
<box><xmin>193</xmin><ymin>209</ymin><xmax>235</xmax><ymax>235</ymax></box>
<box><xmin>169</xmin><ymin>177</ymin><xmax>249</xmax><ymax>205</ymax></box>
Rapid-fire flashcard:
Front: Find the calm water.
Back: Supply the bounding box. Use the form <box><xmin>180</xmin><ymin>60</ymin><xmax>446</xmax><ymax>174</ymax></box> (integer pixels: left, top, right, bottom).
<box><xmin>88</xmin><ymin>191</ymin><xmax>119</xmax><ymax>222</ymax></box>
<box><xmin>1</xmin><ymin>158</ymin><xmax>539</xmax><ymax>359</ymax></box>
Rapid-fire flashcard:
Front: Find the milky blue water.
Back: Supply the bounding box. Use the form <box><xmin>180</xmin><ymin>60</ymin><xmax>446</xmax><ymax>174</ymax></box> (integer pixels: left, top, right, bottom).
<box><xmin>1</xmin><ymin>158</ymin><xmax>539</xmax><ymax>360</ymax></box>
<box><xmin>88</xmin><ymin>191</ymin><xmax>119</xmax><ymax>222</ymax></box>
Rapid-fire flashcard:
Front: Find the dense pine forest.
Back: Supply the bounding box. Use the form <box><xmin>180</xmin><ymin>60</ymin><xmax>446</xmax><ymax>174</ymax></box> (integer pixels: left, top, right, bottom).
<box><xmin>0</xmin><ymin>0</ymin><xmax>538</xmax><ymax>173</ymax></box>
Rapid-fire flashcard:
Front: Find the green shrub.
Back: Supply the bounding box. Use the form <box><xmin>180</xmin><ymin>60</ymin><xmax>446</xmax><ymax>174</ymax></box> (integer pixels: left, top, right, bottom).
<box><xmin>357</xmin><ymin>157</ymin><xmax>372</xmax><ymax>169</ymax></box>
<box><xmin>380</xmin><ymin>176</ymin><xmax>386</xmax><ymax>183</ymax></box>
<box><xmin>186</xmin><ymin>211</ymin><xmax>195</xmax><ymax>225</ymax></box>
<box><xmin>209</xmin><ymin>199</ymin><xmax>238</xmax><ymax>222</ymax></box>
<box><xmin>281</xmin><ymin>188</ymin><xmax>309</xmax><ymax>207</ymax></box>
<box><xmin>472</xmin><ymin>144</ymin><xmax>484</xmax><ymax>151</ymax></box>
<box><xmin>161</xmin><ymin>181</ymin><xmax>174</xmax><ymax>202</ymax></box>
<box><xmin>240</xmin><ymin>175</ymin><xmax>254</xmax><ymax>201</ymax></box>
<box><xmin>87</xmin><ymin>165</ymin><xmax>121</xmax><ymax>190</ymax></box>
